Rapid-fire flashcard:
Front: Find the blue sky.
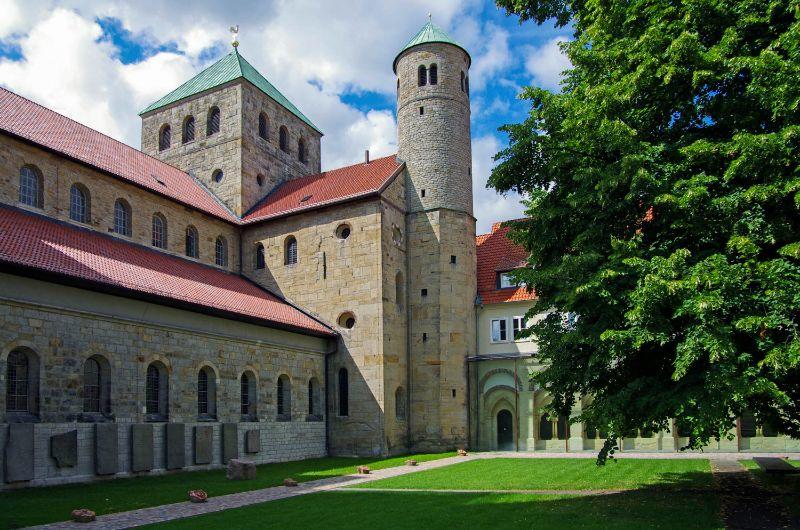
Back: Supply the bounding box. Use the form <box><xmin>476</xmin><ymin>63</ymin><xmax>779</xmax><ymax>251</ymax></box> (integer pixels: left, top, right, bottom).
<box><xmin>0</xmin><ymin>0</ymin><xmax>571</xmax><ymax>233</ymax></box>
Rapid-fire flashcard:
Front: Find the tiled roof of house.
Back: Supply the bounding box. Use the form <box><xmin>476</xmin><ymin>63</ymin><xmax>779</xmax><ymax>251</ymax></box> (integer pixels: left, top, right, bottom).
<box><xmin>393</xmin><ymin>20</ymin><xmax>471</xmax><ymax>72</ymax></box>
<box><xmin>0</xmin><ymin>206</ymin><xmax>334</xmax><ymax>336</ymax></box>
<box><xmin>0</xmin><ymin>88</ymin><xmax>238</xmax><ymax>223</ymax></box>
<box><xmin>476</xmin><ymin>221</ymin><xmax>536</xmax><ymax>305</ymax></box>
<box><xmin>243</xmin><ymin>155</ymin><xmax>403</xmax><ymax>223</ymax></box>
<box><xmin>139</xmin><ymin>49</ymin><xmax>321</xmax><ymax>134</ymax></box>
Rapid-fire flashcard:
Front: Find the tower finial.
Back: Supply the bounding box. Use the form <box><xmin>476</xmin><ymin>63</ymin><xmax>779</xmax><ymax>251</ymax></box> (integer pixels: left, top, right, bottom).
<box><xmin>230</xmin><ymin>25</ymin><xmax>239</xmax><ymax>48</ymax></box>
<box><xmin>428</xmin><ymin>12</ymin><xmax>432</xmax><ymax>22</ymax></box>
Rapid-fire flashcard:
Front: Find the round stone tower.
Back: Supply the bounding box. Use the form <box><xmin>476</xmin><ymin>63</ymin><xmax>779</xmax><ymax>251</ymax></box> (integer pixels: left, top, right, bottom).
<box><xmin>394</xmin><ymin>19</ymin><xmax>472</xmax><ymax>215</ymax></box>
<box><xmin>394</xmin><ymin>20</ymin><xmax>476</xmax><ymax>452</ymax></box>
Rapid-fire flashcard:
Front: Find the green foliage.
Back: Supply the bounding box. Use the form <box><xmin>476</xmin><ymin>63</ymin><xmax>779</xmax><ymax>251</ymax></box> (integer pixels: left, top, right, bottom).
<box><xmin>492</xmin><ymin>0</ymin><xmax>800</xmax><ymax>461</ymax></box>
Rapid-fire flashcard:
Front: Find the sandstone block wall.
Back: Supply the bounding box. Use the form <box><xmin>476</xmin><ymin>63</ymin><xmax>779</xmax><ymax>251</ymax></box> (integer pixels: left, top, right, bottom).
<box><xmin>0</xmin><ymin>135</ymin><xmax>240</xmax><ymax>272</ymax></box>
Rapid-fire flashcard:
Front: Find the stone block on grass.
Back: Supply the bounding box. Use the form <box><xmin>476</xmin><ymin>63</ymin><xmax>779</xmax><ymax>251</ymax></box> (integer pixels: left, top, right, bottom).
<box><xmin>226</xmin><ymin>458</ymin><xmax>256</xmax><ymax>481</ymax></box>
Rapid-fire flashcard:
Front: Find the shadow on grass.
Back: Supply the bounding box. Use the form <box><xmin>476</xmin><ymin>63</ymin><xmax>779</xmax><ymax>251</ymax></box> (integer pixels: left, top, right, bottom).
<box><xmin>153</xmin><ymin>475</ymin><xmax>723</xmax><ymax>530</ymax></box>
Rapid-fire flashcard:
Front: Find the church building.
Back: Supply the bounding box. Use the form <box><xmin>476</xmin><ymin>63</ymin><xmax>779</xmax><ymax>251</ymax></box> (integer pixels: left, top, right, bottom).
<box><xmin>0</xmin><ymin>20</ymin><xmax>795</xmax><ymax>489</ymax></box>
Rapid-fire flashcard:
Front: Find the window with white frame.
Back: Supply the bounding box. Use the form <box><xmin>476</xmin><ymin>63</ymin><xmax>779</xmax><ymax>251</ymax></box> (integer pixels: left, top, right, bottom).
<box><xmin>513</xmin><ymin>316</ymin><xmax>526</xmax><ymax>341</ymax></box>
<box><xmin>498</xmin><ymin>271</ymin><xmax>518</xmax><ymax>289</ymax></box>
<box><xmin>491</xmin><ymin>318</ymin><xmax>508</xmax><ymax>342</ymax></box>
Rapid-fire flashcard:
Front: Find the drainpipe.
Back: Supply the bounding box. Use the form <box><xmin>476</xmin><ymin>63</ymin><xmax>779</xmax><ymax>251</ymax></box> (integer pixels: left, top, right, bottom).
<box><xmin>473</xmin><ymin>295</ymin><xmax>482</xmax><ymax>450</ymax></box>
<box><xmin>514</xmin><ymin>357</ymin><xmax>519</xmax><ymax>452</ymax></box>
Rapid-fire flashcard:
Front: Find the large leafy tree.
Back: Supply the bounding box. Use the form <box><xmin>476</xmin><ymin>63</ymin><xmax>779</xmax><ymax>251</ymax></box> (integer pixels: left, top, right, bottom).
<box><xmin>491</xmin><ymin>0</ymin><xmax>800</xmax><ymax>459</ymax></box>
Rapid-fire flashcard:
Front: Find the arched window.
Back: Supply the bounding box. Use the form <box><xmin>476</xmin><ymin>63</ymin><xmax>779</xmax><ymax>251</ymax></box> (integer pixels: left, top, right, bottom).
<box><xmin>207</xmin><ymin>107</ymin><xmax>220</xmax><ymax>136</ymax></box>
<box><xmin>395</xmin><ymin>386</ymin><xmax>406</xmax><ymax>421</ymax></box>
<box><xmin>185</xmin><ymin>225</ymin><xmax>199</xmax><ymax>258</ymax></box>
<box><xmin>152</xmin><ymin>213</ymin><xmax>167</xmax><ymax>249</ymax></box>
<box><xmin>113</xmin><ymin>198</ymin><xmax>132</xmax><ymax>237</ymax></box>
<box><xmin>285</xmin><ymin>236</ymin><xmax>298</xmax><ymax>265</ymax></box>
<box><xmin>298</xmin><ymin>138</ymin><xmax>307</xmax><ymax>163</ymax></box>
<box><xmin>197</xmin><ymin>366</ymin><xmax>216</xmax><ymax>419</ymax></box>
<box><xmin>277</xmin><ymin>374</ymin><xmax>291</xmax><ymax>420</ymax></box>
<box><xmin>465</xmin><ymin>75</ymin><xmax>470</xmax><ymax>95</ymax></box>
<box><xmin>539</xmin><ymin>414</ymin><xmax>553</xmax><ymax>440</ymax></box>
<box><xmin>258</xmin><ymin>112</ymin><xmax>269</xmax><ymax>140</ymax></box>
<box><xmin>429</xmin><ymin>64</ymin><xmax>438</xmax><ymax>85</ymax></box>
<box><xmin>255</xmin><ymin>243</ymin><xmax>265</xmax><ymax>270</ymax></box>
<box><xmin>556</xmin><ymin>415</ymin><xmax>568</xmax><ymax>440</ymax></box>
<box><xmin>145</xmin><ymin>361</ymin><xmax>168</xmax><ymax>420</ymax></box>
<box><xmin>418</xmin><ymin>65</ymin><xmax>427</xmax><ymax>86</ymax></box>
<box><xmin>183</xmin><ymin>116</ymin><xmax>195</xmax><ymax>143</ymax></box>
<box><xmin>19</xmin><ymin>165</ymin><xmax>43</xmax><ymax>208</ymax></box>
<box><xmin>69</xmin><ymin>184</ymin><xmax>90</xmax><ymax>223</ymax></box>
<box><xmin>279</xmin><ymin>126</ymin><xmax>289</xmax><ymax>152</ymax></box>
<box><xmin>158</xmin><ymin>124</ymin><xmax>171</xmax><ymax>151</ymax></box>
<box><xmin>395</xmin><ymin>271</ymin><xmax>404</xmax><ymax>308</ymax></box>
<box><xmin>83</xmin><ymin>355</ymin><xmax>111</xmax><ymax>414</ymax></box>
<box><xmin>338</xmin><ymin>368</ymin><xmax>349</xmax><ymax>417</ymax></box>
<box><xmin>460</xmin><ymin>71</ymin><xmax>465</xmax><ymax>91</ymax></box>
<box><xmin>6</xmin><ymin>348</ymin><xmax>39</xmax><ymax>417</ymax></box>
<box><xmin>215</xmin><ymin>236</ymin><xmax>228</xmax><ymax>267</ymax></box>
<box><xmin>308</xmin><ymin>377</ymin><xmax>321</xmax><ymax>418</ymax></box>
<box><xmin>241</xmin><ymin>371</ymin><xmax>257</xmax><ymax>420</ymax></box>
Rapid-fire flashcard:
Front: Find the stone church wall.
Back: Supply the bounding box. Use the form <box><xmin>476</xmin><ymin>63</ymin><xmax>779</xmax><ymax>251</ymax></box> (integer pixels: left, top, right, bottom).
<box><xmin>0</xmin><ymin>135</ymin><xmax>240</xmax><ymax>272</ymax></box>
<box><xmin>0</xmin><ymin>274</ymin><xmax>329</xmax><ymax>487</ymax></box>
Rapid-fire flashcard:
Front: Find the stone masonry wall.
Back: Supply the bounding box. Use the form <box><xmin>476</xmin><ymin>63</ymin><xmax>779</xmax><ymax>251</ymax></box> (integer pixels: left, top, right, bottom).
<box><xmin>0</xmin><ymin>135</ymin><xmax>240</xmax><ymax>272</ymax></box>
<box><xmin>242</xmin><ymin>196</ymin><xmax>388</xmax><ymax>456</ymax></box>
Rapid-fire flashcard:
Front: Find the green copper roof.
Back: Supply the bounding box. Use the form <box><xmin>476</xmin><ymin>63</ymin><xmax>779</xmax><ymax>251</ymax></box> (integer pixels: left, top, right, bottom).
<box><xmin>393</xmin><ymin>20</ymin><xmax>471</xmax><ymax>73</ymax></box>
<box><xmin>140</xmin><ymin>49</ymin><xmax>321</xmax><ymax>134</ymax></box>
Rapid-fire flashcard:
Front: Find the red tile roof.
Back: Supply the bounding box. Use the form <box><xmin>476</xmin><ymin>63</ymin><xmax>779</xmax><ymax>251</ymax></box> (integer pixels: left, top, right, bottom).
<box><xmin>0</xmin><ymin>206</ymin><xmax>334</xmax><ymax>336</ymax></box>
<box><xmin>477</xmin><ymin>221</ymin><xmax>536</xmax><ymax>304</ymax></box>
<box><xmin>243</xmin><ymin>155</ymin><xmax>403</xmax><ymax>223</ymax></box>
<box><xmin>0</xmin><ymin>88</ymin><xmax>237</xmax><ymax>223</ymax></box>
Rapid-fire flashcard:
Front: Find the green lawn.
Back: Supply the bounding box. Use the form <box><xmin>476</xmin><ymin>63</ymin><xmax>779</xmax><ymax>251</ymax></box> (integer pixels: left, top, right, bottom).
<box><xmin>740</xmin><ymin>459</ymin><xmax>800</xmax><ymax>518</ymax></box>
<box><xmin>356</xmin><ymin>458</ymin><xmax>714</xmax><ymax>491</ymax></box>
<box><xmin>153</xmin><ymin>489</ymin><xmax>723</xmax><ymax>529</ymax></box>
<box><xmin>0</xmin><ymin>453</ymin><xmax>453</xmax><ymax>528</ymax></box>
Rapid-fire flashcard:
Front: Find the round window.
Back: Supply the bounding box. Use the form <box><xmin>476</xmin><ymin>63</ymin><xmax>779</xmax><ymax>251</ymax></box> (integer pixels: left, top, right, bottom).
<box><xmin>256</xmin><ymin>174</ymin><xmax>264</xmax><ymax>187</ymax></box>
<box><xmin>337</xmin><ymin>312</ymin><xmax>356</xmax><ymax>329</ymax></box>
<box><xmin>336</xmin><ymin>223</ymin><xmax>351</xmax><ymax>240</ymax></box>
<box><xmin>212</xmin><ymin>169</ymin><xmax>224</xmax><ymax>183</ymax></box>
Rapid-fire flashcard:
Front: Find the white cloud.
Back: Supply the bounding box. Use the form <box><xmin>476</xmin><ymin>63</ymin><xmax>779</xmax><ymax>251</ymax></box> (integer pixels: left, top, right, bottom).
<box><xmin>525</xmin><ymin>36</ymin><xmax>571</xmax><ymax>92</ymax></box>
<box><xmin>472</xmin><ymin>134</ymin><xmax>527</xmax><ymax>234</ymax></box>
<box><xmin>468</xmin><ymin>23</ymin><xmax>510</xmax><ymax>91</ymax></box>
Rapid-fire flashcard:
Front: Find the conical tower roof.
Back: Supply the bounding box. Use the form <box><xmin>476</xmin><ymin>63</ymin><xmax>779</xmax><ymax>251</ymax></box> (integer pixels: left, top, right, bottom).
<box><xmin>393</xmin><ymin>20</ymin><xmax>470</xmax><ymax>73</ymax></box>
<box><xmin>140</xmin><ymin>48</ymin><xmax>321</xmax><ymax>134</ymax></box>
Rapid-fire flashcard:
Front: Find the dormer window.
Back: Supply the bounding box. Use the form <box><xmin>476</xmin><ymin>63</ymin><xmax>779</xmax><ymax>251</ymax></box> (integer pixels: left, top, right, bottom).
<box><xmin>497</xmin><ymin>271</ymin><xmax>519</xmax><ymax>289</ymax></box>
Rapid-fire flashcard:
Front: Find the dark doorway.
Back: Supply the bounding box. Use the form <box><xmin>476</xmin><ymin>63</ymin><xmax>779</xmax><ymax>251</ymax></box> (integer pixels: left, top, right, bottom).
<box><xmin>497</xmin><ymin>409</ymin><xmax>514</xmax><ymax>450</ymax></box>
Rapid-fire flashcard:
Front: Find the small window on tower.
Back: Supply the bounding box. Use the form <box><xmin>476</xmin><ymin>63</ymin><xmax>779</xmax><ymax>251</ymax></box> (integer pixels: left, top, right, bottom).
<box><xmin>450</xmin><ymin>255</ymin><xmax>457</xmax><ymax>264</ymax></box>
<box><xmin>421</xmin><ymin>189</ymin><xmax>426</xmax><ymax>198</ymax></box>
<box><xmin>429</xmin><ymin>64</ymin><xmax>438</xmax><ymax>85</ymax></box>
<box><xmin>418</xmin><ymin>65</ymin><xmax>427</xmax><ymax>86</ymax></box>
<box><xmin>421</xmin><ymin>288</ymin><xmax>428</xmax><ymax>297</ymax></box>
<box><xmin>419</xmin><ymin>106</ymin><xmax>424</xmax><ymax>115</ymax></box>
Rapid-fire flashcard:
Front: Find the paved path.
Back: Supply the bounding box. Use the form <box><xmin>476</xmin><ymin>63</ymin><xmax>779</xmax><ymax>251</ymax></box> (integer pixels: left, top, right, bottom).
<box><xmin>711</xmin><ymin>460</ymin><xmax>794</xmax><ymax>529</ymax></box>
<box><xmin>31</xmin><ymin>452</ymin><xmax>799</xmax><ymax>529</ymax></box>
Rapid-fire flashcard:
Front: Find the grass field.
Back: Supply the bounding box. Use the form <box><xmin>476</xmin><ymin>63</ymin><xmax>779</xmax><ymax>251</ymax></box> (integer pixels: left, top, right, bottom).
<box><xmin>356</xmin><ymin>458</ymin><xmax>714</xmax><ymax>491</ymax></box>
<box><xmin>0</xmin><ymin>453</ymin><xmax>453</xmax><ymax>528</ymax></box>
<box><xmin>152</xmin><ymin>489</ymin><xmax>722</xmax><ymax>529</ymax></box>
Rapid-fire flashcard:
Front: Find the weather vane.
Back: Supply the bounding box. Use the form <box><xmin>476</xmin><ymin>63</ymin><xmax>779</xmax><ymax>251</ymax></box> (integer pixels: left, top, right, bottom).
<box><xmin>428</xmin><ymin>13</ymin><xmax>432</xmax><ymax>22</ymax></box>
<box><xmin>230</xmin><ymin>25</ymin><xmax>239</xmax><ymax>48</ymax></box>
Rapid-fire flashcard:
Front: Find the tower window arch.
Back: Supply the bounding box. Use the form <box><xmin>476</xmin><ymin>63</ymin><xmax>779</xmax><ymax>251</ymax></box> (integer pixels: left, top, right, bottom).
<box><xmin>19</xmin><ymin>165</ymin><xmax>43</xmax><ymax>208</ymax></box>
<box><xmin>418</xmin><ymin>65</ymin><xmax>427</xmax><ymax>86</ymax></box>
<box><xmin>298</xmin><ymin>138</ymin><xmax>307</xmax><ymax>163</ymax></box>
<box><xmin>182</xmin><ymin>116</ymin><xmax>195</xmax><ymax>143</ymax></box>
<box><xmin>255</xmin><ymin>243</ymin><xmax>266</xmax><ymax>270</ymax></box>
<box><xmin>429</xmin><ymin>64</ymin><xmax>438</xmax><ymax>85</ymax></box>
<box><xmin>460</xmin><ymin>71</ymin><xmax>465</xmax><ymax>92</ymax></box>
<box><xmin>215</xmin><ymin>236</ymin><xmax>228</xmax><ymax>267</ymax></box>
<box><xmin>279</xmin><ymin>126</ymin><xmax>289</xmax><ymax>152</ymax></box>
<box><xmin>113</xmin><ymin>198</ymin><xmax>132</xmax><ymax>237</ymax></box>
<box><xmin>158</xmin><ymin>124</ymin><xmax>171</xmax><ymax>151</ymax></box>
<box><xmin>258</xmin><ymin>112</ymin><xmax>269</xmax><ymax>140</ymax></box>
<box><xmin>207</xmin><ymin>106</ymin><xmax>221</xmax><ymax>136</ymax></box>
<box><xmin>69</xmin><ymin>183</ymin><xmax>90</xmax><ymax>224</ymax></box>
<box><xmin>285</xmin><ymin>236</ymin><xmax>298</xmax><ymax>265</ymax></box>
<box><xmin>465</xmin><ymin>76</ymin><xmax>470</xmax><ymax>95</ymax></box>
<box><xmin>152</xmin><ymin>213</ymin><xmax>167</xmax><ymax>249</ymax></box>
<box><xmin>145</xmin><ymin>361</ymin><xmax>168</xmax><ymax>421</ymax></box>
<box><xmin>185</xmin><ymin>225</ymin><xmax>199</xmax><ymax>258</ymax></box>
<box><xmin>6</xmin><ymin>347</ymin><xmax>39</xmax><ymax>418</ymax></box>
<box><xmin>307</xmin><ymin>377</ymin><xmax>322</xmax><ymax>418</ymax></box>
<box><xmin>338</xmin><ymin>368</ymin><xmax>349</xmax><ymax>417</ymax></box>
